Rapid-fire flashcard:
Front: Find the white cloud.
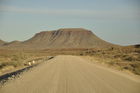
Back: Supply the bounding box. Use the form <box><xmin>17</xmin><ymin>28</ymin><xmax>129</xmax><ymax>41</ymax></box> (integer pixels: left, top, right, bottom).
<box><xmin>0</xmin><ymin>5</ymin><xmax>140</xmax><ymax>20</ymax></box>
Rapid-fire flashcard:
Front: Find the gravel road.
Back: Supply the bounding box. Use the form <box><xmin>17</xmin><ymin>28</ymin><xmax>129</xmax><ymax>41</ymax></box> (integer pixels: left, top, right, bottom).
<box><xmin>0</xmin><ymin>55</ymin><xmax>140</xmax><ymax>93</ymax></box>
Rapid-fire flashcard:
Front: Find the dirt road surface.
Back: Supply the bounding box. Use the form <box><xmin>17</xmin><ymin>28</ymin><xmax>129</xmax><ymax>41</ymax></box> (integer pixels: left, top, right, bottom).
<box><xmin>0</xmin><ymin>55</ymin><xmax>140</xmax><ymax>93</ymax></box>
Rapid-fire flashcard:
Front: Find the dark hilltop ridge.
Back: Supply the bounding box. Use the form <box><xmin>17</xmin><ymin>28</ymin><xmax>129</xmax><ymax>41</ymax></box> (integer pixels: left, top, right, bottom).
<box><xmin>0</xmin><ymin>28</ymin><xmax>119</xmax><ymax>50</ymax></box>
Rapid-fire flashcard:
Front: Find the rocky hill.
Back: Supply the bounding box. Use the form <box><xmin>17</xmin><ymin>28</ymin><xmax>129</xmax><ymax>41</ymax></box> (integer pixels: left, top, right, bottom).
<box><xmin>0</xmin><ymin>28</ymin><xmax>119</xmax><ymax>50</ymax></box>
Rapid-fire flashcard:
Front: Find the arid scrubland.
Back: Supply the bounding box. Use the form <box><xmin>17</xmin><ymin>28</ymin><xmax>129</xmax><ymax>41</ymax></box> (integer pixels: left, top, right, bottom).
<box><xmin>0</xmin><ymin>49</ymin><xmax>49</xmax><ymax>75</ymax></box>
<box><xmin>81</xmin><ymin>46</ymin><xmax>140</xmax><ymax>75</ymax></box>
<box><xmin>0</xmin><ymin>46</ymin><xmax>140</xmax><ymax>75</ymax></box>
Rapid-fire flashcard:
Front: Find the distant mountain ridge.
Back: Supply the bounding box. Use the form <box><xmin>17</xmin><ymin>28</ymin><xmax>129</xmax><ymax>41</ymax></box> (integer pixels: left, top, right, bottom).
<box><xmin>0</xmin><ymin>28</ymin><xmax>119</xmax><ymax>50</ymax></box>
<box><xmin>4</xmin><ymin>40</ymin><xmax>21</xmax><ymax>46</ymax></box>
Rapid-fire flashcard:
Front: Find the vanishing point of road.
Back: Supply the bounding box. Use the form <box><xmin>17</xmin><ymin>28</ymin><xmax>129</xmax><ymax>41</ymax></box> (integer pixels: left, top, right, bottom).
<box><xmin>0</xmin><ymin>55</ymin><xmax>140</xmax><ymax>93</ymax></box>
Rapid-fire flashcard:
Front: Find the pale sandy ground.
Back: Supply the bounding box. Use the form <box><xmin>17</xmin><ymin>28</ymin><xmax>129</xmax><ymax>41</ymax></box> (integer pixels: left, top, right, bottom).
<box><xmin>0</xmin><ymin>55</ymin><xmax>140</xmax><ymax>93</ymax></box>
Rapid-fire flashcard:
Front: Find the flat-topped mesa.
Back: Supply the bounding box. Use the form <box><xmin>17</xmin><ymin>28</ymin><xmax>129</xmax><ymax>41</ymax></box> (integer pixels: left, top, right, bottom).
<box><xmin>0</xmin><ymin>28</ymin><xmax>119</xmax><ymax>50</ymax></box>
<box><xmin>36</xmin><ymin>28</ymin><xmax>92</xmax><ymax>35</ymax></box>
<box><xmin>34</xmin><ymin>28</ymin><xmax>94</xmax><ymax>39</ymax></box>
<box><xmin>22</xmin><ymin>28</ymin><xmax>117</xmax><ymax>49</ymax></box>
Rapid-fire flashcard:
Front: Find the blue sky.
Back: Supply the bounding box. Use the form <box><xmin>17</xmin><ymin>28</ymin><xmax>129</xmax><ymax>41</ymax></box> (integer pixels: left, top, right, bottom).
<box><xmin>0</xmin><ymin>0</ymin><xmax>140</xmax><ymax>45</ymax></box>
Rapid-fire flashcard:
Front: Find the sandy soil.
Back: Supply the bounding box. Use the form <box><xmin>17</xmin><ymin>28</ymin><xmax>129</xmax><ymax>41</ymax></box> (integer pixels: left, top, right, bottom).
<box><xmin>0</xmin><ymin>55</ymin><xmax>140</xmax><ymax>93</ymax></box>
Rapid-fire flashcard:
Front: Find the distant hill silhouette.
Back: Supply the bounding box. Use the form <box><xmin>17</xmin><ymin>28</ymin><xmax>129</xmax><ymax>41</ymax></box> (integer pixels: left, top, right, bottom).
<box><xmin>4</xmin><ymin>40</ymin><xmax>21</xmax><ymax>46</ymax></box>
<box><xmin>0</xmin><ymin>28</ymin><xmax>119</xmax><ymax>50</ymax></box>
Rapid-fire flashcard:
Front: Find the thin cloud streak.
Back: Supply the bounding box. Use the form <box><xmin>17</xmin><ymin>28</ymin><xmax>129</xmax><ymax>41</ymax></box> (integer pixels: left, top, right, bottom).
<box><xmin>0</xmin><ymin>5</ymin><xmax>140</xmax><ymax>20</ymax></box>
